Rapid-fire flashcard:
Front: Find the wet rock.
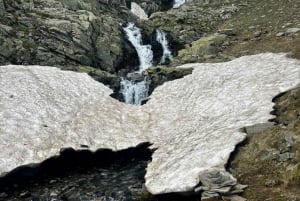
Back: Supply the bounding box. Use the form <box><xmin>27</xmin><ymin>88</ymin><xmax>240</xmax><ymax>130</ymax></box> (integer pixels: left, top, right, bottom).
<box><xmin>0</xmin><ymin>0</ymin><xmax>137</xmax><ymax>74</ymax></box>
<box><xmin>61</xmin><ymin>187</ymin><xmax>81</xmax><ymax>201</ymax></box>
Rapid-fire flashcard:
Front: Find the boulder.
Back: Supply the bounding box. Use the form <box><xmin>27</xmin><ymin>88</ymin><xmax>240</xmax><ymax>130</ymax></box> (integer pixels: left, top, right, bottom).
<box><xmin>0</xmin><ymin>53</ymin><xmax>299</xmax><ymax>196</ymax></box>
<box><xmin>172</xmin><ymin>34</ymin><xmax>229</xmax><ymax>65</ymax></box>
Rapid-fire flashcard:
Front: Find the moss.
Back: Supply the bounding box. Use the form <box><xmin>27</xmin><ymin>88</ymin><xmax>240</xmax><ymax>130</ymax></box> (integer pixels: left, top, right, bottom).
<box><xmin>229</xmin><ymin>89</ymin><xmax>300</xmax><ymax>201</ymax></box>
<box><xmin>172</xmin><ymin>34</ymin><xmax>228</xmax><ymax>64</ymax></box>
<box><xmin>220</xmin><ymin>0</ymin><xmax>300</xmax><ymax>59</ymax></box>
<box><xmin>22</xmin><ymin>39</ymin><xmax>37</xmax><ymax>50</ymax></box>
<box><xmin>77</xmin><ymin>65</ymin><xmax>95</xmax><ymax>73</ymax></box>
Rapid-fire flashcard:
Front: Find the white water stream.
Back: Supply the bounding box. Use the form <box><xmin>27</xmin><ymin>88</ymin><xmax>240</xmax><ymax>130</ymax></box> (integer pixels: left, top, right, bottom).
<box><xmin>123</xmin><ymin>23</ymin><xmax>153</xmax><ymax>72</ymax></box>
<box><xmin>121</xmin><ymin>23</ymin><xmax>153</xmax><ymax>105</ymax></box>
<box><xmin>156</xmin><ymin>29</ymin><xmax>173</xmax><ymax>64</ymax></box>
<box><xmin>173</xmin><ymin>0</ymin><xmax>185</xmax><ymax>8</ymax></box>
<box><xmin>120</xmin><ymin>23</ymin><xmax>172</xmax><ymax>105</ymax></box>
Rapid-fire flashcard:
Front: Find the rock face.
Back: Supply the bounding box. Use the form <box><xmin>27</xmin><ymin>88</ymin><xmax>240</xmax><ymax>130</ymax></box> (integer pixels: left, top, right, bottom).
<box><xmin>0</xmin><ymin>0</ymin><xmax>138</xmax><ymax>73</ymax></box>
<box><xmin>0</xmin><ymin>53</ymin><xmax>299</xmax><ymax>196</ymax></box>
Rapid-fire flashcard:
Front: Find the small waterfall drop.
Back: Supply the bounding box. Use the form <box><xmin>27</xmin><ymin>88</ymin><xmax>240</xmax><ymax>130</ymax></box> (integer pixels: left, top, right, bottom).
<box><xmin>120</xmin><ymin>78</ymin><xmax>149</xmax><ymax>105</ymax></box>
<box><xmin>120</xmin><ymin>23</ymin><xmax>173</xmax><ymax>105</ymax></box>
<box><xmin>156</xmin><ymin>29</ymin><xmax>173</xmax><ymax>64</ymax></box>
<box><xmin>123</xmin><ymin>22</ymin><xmax>153</xmax><ymax>72</ymax></box>
<box><xmin>173</xmin><ymin>0</ymin><xmax>185</xmax><ymax>8</ymax></box>
<box><xmin>121</xmin><ymin>23</ymin><xmax>153</xmax><ymax>105</ymax></box>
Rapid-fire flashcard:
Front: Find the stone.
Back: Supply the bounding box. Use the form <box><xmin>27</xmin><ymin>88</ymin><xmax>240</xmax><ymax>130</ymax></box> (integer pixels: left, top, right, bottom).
<box><xmin>277</xmin><ymin>152</ymin><xmax>295</xmax><ymax>162</ymax></box>
<box><xmin>173</xmin><ymin>34</ymin><xmax>228</xmax><ymax>64</ymax></box>
<box><xmin>60</xmin><ymin>187</ymin><xmax>80</xmax><ymax>201</ymax></box>
<box><xmin>276</xmin><ymin>32</ymin><xmax>285</xmax><ymax>37</ymax></box>
<box><xmin>286</xmin><ymin>27</ymin><xmax>300</xmax><ymax>34</ymax></box>
<box><xmin>253</xmin><ymin>31</ymin><xmax>262</xmax><ymax>37</ymax></box>
<box><xmin>19</xmin><ymin>191</ymin><xmax>31</xmax><ymax>198</ymax></box>
<box><xmin>50</xmin><ymin>191</ymin><xmax>58</xmax><ymax>197</ymax></box>
<box><xmin>244</xmin><ymin>122</ymin><xmax>274</xmax><ymax>137</ymax></box>
<box><xmin>218</xmin><ymin>29</ymin><xmax>237</xmax><ymax>36</ymax></box>
<box><xmin>131</xmin><ymin>2</ymin><xmax>148</xmax><ymax>20</ymax></box>
<box><xmin>0</xmin><ymin>53</ymin><xmax>299</xmax><ymax>195</ymax></box>
<box><xmin>0</xmin><ymin>192</ymin><xmax>8</xmax><ymax>198</ymax></box>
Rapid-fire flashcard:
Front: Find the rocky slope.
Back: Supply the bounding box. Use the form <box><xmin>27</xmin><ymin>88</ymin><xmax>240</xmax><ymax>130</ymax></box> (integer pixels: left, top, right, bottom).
<box><xmin>0</xmin><ymin>0</ymin><xmax>246</xmax><ymax>93</ymax></box>
<box><xmin>0</xmin><ymin>0</ymin><xmax>300</xmax><ymax>200</ymax></box>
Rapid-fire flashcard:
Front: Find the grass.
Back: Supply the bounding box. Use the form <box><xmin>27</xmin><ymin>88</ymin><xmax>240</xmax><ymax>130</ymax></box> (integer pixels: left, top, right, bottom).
<box><xmin>219</xmin><ymin>0</ymin><xmax>300</xmax><ymax>59</ymax></box>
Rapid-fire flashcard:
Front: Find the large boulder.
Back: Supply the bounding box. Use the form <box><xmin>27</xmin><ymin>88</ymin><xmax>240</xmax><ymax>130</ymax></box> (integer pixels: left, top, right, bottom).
<box><xmin>172</xmin><ymin>33</ymin><xmax>229</xmax><ymax>65</ymax></box>
<box><xmin>0</xmin><ymin>53</ymin><xmax>299</xmax><ymax>197</ymax></box>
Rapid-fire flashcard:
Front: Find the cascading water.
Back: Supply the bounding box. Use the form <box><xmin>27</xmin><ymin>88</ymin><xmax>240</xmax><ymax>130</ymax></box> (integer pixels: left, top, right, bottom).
<box><xmin>120</xmin><ymin>23</ymin><xmax>173</xmax><ymax>105</ymax></box>
<box><xmin>156</xmin><ymin>29</ymin><xmax>173</xmax><ymax>64</ymax></box>
<box><xmin>120</xmin><ymin>77</ymin><xmax>150</xmax><ymax>105</ymax></box>
<box><xmin>173</xmin><ymin>0</ymin><xmax>185</xmax><ymax>8</ymax></box>
<box><xmin>120</xmin><ymin>23</ymin><xmax>153</xmax><ymax>105</ymax></box>
<box><xmin>123</xmin><ymin>23</ymin><xmax>153</xmax><ymax>72</ymax></box>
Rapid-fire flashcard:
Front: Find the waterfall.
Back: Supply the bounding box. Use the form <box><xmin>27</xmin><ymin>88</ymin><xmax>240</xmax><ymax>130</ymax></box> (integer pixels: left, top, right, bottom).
<box><xmin>123</xmin><ymin>22</ymin><xmax>153</xmax><ymax>72</ymax></box>
<box><xmin>120</xmin><ymin>23</ymin><xmax>173</xmax><ymax>105</ymax></box>
<box><xmin>173</xmin><ymin>0</ymin><xmax>185</xmax><ymax>8</ymax></box>
<box><xmin>156</xmin><ymin>29</ymin><xmax>173</xmax><ymax>64</ymax></box>
<box><xmin>120</xmin><ymin>78</ymin><xmax>150</xmax><ymax>105</ymax></box>
<box><xmin>121</xmin><ymin>23</ymin><xmax>153</xmax><ymax>105</ymax></box>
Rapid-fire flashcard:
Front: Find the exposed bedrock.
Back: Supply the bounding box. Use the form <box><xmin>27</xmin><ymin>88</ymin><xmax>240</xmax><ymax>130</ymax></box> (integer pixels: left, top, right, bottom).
<box><xmin>0</xmin><ymin>0</ymin><xmax>138</xmax><ymax>74</ymax></box>
<box><xmin>1</xmin><ymin>53</ymin><xmax>299</xmax><ymax>197</ymax></box>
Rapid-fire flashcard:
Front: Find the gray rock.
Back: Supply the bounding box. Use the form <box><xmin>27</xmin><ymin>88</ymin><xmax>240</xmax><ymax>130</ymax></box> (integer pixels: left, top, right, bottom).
<box><xmin>0</xmin><ymin>192</ymin><xmax>8</xmax><ymax>198</ymax></box>
<box><xmin>286</xmin><ymin>27</ymin><xmax>300</xmax><ymax>34</ymax></box>
<box><xmin>254</xmin><ymin>31</ymin><xmax>262</xmax><ymax>37</ymax></box>
<box><xmin>0</xmin><ymin>0</ymin><xmax>137</xmax><ymax>73</ymax></box>
<box><xmin>244</xmin><ymin>122</ymin><xmax>274</xmax><ymax>137</ymax></box>
<box><xmin>277</xmin><ymin>152</ymin><xmax>295</xmax><ymax>162</ymax></box>
<box><xmin>218</xmin><ymin>29</ymin><xmax>238</xmax><ymax>36</ymax></box>
<box><xmin>0</xmin><ymin>0</ymin><xmax>5</xmax><ymax>16</ymax></box>
<box><xmin>61</xmin><ymin>187</ymin><xmax>80</xmax><ymax>201</ymax></box>
<box><xmin>19</xmin><ymin>191</ymin><xmax>31</xmax><ymax>198</ymax></box>
<box><xmin>276</xmin><ymin>32</ymin><xmax>285</xmax><ymax>37</ymax></box>
<box><xmin>50</xmin><ymin>191</ymin><xmax>58</xmax><ymax>197</ymax></box>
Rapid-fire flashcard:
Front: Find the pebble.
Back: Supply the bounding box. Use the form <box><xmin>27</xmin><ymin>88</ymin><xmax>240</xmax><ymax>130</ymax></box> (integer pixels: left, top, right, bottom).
<box><xmin>49</xmin><ymin>179</ymin><xmax>57</xmax><ymax>184</ymax></box>
<box><xmin>276</xmin><ymin>32</ymin><xmax>285</xmax><ymax>37</ymax></box>
<box><xmin>50</xmin><ymin>191</ymin><xmax>58</xmax><ymax>197</ymax></box>
<box><xmin>254</xmin><ymin>31</ymin><xmax>262</xmax><ymax>37</ymax></box>
<box><xmin>19</xmin><ymin>191</ymin><xmax>31</xmax><ymax>198</ymax></box>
